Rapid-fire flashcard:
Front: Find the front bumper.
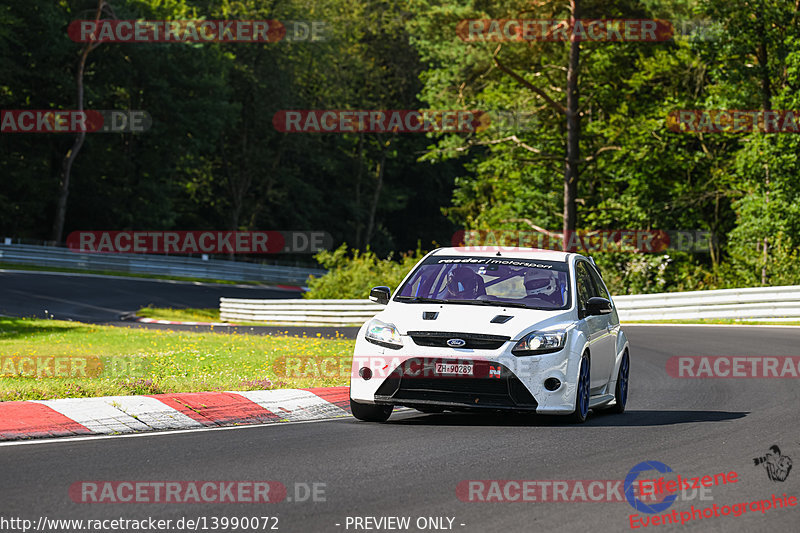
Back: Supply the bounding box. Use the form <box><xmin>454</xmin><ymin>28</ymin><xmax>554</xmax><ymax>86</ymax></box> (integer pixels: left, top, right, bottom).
<box><xmin>350</xmin><ymin>335</ymin><xmax>581</xmax><ymax>415</ymax></box>
<box><xmin>373</xmin><ymin>358</ymin><xmax>538</xmax><ymax>412</ymax></box>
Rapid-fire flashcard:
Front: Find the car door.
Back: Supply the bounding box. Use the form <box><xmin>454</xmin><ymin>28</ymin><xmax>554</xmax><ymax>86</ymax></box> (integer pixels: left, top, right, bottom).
<box><xmin>575</xmin><ymin>261</ymin><xmax>616</xmax><ymax>391</ymax></box>
<box><xmin>587</xmin><ymin>263</ymin><xmax>621</xmax><ymax>384</ymax></box>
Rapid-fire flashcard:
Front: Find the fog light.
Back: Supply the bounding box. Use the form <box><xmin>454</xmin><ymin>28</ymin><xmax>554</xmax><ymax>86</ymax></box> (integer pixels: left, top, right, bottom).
<box><xmin>359</xmin><ymin>367</ymin><xmax>373</xmax><ymax>380</ymax></box>
<box><xmin>544</xmin><ymin>378</ymin><xmax>561</xmax><ymax>391</ymax></box>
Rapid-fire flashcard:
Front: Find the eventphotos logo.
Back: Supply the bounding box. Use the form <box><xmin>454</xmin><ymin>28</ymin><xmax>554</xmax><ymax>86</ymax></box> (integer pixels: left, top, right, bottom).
<box><xmin>624</xmin><ymin>461</ymin><xmax>738</xmax><ymax>514</ymax></box>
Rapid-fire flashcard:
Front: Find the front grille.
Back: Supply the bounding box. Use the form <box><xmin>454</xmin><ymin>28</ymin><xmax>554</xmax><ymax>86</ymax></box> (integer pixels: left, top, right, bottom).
<box><xmin>374</xmin><ymin>358</ymin><xmax>537</xmax><ymax>411</ymax></box>
<box><xmin>400</xmin><ymin>377</ymin><xmax>505</xmax><ymax>395</ymax></box>
<box><xmin>407</xmin><ymin>331</ymin><xmax>510</xmax><ymax>350</ymax></box>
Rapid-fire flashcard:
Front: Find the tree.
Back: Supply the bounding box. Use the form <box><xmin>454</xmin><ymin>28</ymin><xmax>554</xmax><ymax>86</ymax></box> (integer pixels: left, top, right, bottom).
<box><xmin>52</xmin><ymin>0</ymin><xmax>114</xmax><ymax>243</ymax></box>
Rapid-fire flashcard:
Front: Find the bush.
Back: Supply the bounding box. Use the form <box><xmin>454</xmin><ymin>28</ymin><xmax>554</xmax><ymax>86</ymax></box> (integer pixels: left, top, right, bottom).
<box><xmin>593</xmin><ymin>252</ymin><xmax>717</xmax><ymax>295</ymax></box>
<box><xmin>304</xmin><ymin>244</ymin><xmax>426</xmax><ymax>299</ymax></box>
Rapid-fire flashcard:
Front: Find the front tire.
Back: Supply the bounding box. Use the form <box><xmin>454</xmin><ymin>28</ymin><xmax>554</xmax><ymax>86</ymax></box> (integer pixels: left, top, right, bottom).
<box><xmin>350</xmin><ymin>398</ymin><xmax>392</xmax><ymax>422</ymax></box>
<box><xmin>569</xmin><ymin>355</ymin><xmax>590</xmax><ymax>424</ymax></box>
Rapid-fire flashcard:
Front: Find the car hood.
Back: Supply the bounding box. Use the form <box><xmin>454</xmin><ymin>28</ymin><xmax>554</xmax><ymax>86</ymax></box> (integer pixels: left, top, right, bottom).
<box><xmin>377</xmin><ymin>301</ymin><xmax>575</xmax><ymax>339</ymax></box>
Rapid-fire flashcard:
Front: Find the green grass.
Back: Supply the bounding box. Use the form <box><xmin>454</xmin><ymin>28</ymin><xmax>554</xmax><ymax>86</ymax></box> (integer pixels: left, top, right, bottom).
<box><xmin>137</xmin><ymin>306</ymin><xmax>221</xmax><ymax>322</ymax></box>
<box><xmin>0</xmin><ymin>317</ymin><xmax>354</xmax><ymax>401</ymax></box>
<box><xmin>0</xmin><ymin>262</ymin><xmax>273</xmax><ymax>286</ymax></box>
<box><xmin>135</xmin><ymin>307</ymin><xmax>366</xmax><ymax>327</ymax></box>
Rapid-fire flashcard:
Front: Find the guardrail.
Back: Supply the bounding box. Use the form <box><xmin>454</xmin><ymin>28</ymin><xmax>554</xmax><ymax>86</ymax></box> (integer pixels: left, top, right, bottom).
<box><xmin>612</xmin><ymin>285</ymin><xmax>800</xmax><ymax>322</ymax></box>
<box><xmin>0</xmin><ymin>242</ymin><xmax>324</xmax><ymax>285</ymax></box>
<box><xmin>220</xmin><ymin>285</ymin><xmax>800</xmax><ymax>325</ymax></box>
<box><xmin>220</xmin><ymin>298</ymin><xmax>385</xmax><ymax>325</ymax></box>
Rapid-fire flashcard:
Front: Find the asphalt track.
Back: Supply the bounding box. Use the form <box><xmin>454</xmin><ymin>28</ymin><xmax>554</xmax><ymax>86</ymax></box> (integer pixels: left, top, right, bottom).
<box><xmin>1</xmin><ymin>326</ymin><xmax>798</xmax><ymax>532</ymax></box>
<box><xmin>0</xmin><ymin>270</ymin><xmax>296</xmax><ymax>321</ymax></box>
<box><xmin>0</xmin><ymin>270</ymin><xmax>356</xmax><ymax>337</ymax></box>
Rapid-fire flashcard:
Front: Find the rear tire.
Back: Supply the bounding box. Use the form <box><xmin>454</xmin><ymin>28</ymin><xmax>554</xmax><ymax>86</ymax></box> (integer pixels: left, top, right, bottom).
<box><xmin>610</xmin><ymin>351</ymin><xmax>629</xmax><ymax>414</ymax></box>
<box><xmin>350</xmin><ymin>398</ymin><xmax>392</xmax><ymax>422</ymax></box>
<box><xmin>569</xmin><ymin>356</ymin><xmax>590</xmax><ymax>424</ymax></box>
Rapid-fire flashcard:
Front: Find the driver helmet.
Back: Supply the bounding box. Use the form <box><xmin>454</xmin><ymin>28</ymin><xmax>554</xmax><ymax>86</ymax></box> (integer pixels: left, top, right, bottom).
<box><xmin>446</xmin><ymin>267</ymin><xmax>481</xmax><ymax>298</ymax></box>
<box><xmin>524</xmin><ymin>269</ymin><xmax>559</xmax><ymax>296</ymax></box>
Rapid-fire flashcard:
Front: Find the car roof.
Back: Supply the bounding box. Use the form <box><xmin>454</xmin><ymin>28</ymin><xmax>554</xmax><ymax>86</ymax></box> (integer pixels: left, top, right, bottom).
<box><xmin>431</xmin><ymin>246</ymin><xmax>573</xmax><ymax>262</ymax></box>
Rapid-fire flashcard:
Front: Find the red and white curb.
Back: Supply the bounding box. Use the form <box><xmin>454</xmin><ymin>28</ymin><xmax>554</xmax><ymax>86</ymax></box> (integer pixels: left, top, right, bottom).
<box><xmin>134</xmin><ymin>318</ymin><xmax>237</xmax><ymax>326</ymax></box>
<box><xmin>0</xmin><ymin>387</ymin><xmax>349</xmax><ymax>441</ymax></box>
<box><xmin>273</xmin><ymin>284</ymin><xmax>307</xmax><ymax>292</ymax></box>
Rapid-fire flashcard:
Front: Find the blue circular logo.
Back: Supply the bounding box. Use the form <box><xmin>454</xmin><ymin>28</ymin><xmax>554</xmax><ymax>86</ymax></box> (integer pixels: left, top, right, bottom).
<box><xmin>447</xmin><ymin>338</ymin><xmax>466</xmax><ymax>347</ymax></box>
<box><xmin>624</xmin><ymin>461</ymin><xmax>677</xmax><ymax>514</ymax></box>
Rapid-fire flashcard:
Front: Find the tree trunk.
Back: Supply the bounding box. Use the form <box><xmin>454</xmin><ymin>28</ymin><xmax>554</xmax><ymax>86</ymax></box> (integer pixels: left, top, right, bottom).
<box><xmin>355</xmin><ymin>134</ymin><xmax>364</xmax><ymax>249</ymax></box>
<box><xmin>756</xmin><ymin>11</ymin><xmax>771</xmax><ymax>285</ymax></box>
<box><xmin>364</xmin><ymin>135</ymin><xmax>393</xmax><ymax>249</ymax></box>
<box><xmin>51</xmin><ymin>0</ymin><xmax>108</xmax><ymax>244</ymax></box>
<box><xmin>762</xmin><ymin>164</ymin><xmax>769</xmax><ymax>285</ymax></box>
<box><xmin>563</xmin><ymin>0</ymin><xmax>581</xmax><ymax>251</ymax></box>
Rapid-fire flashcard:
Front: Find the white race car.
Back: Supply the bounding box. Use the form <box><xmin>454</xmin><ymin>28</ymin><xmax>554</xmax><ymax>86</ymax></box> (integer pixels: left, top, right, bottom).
<box><xmin>349</xmin><ymin>247</ymin><xmax>630</xmax><ymax>423</ymax></box>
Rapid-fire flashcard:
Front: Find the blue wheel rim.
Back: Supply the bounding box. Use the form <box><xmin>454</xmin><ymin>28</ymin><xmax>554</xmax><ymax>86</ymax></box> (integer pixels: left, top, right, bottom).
<box><xmin>578</xmin><ymin>359</ymin><xmax>589</xmax><ymax>417</ymax></box>
<box><xmin>618</xmin><ymin>353</ymin><xmax>629</xmax><ymax>406</ymax></box>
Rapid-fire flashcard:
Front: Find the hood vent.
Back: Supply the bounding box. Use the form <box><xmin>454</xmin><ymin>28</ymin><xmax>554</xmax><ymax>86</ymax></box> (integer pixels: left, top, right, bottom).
<box><xmin>423</xmin><ymin>311</ymin><xmax>439</xmax><ymax>320</ymax></box>
<box><xmin>490</xmin><ymin>315</ymin><xmax>513</xmax><ymax>324</ymax></box>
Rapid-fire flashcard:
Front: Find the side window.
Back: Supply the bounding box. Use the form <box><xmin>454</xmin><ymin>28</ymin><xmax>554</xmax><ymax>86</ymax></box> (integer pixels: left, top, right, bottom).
<box><xmin>588</xmin><ymin>265</ymin><xmax>610</xmax><ymax>300</ymax></box>
<box><xmin>575</xmin><ymin>262</ymin><xmax>597</xmax><ymax>311</ymax></box>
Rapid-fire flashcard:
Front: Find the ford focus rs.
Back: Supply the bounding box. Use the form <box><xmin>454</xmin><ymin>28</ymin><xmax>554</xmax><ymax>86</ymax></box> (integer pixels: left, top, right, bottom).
<box><xmin>349</xmin><ymin>247</ymin><xmax>630</xmax><ymax>423</ymax></box>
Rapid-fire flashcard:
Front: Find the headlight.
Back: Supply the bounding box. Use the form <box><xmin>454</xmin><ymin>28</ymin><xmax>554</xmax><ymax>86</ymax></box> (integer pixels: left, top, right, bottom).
<box><xmin>512</xmin><ymin>330</ymin><xmax>567</xmax><ymax>356</ymax></box>
<box><xmin>364</xmin><ymin>318</ymin><xmax>403</xmax><ymax>350</ymax></box>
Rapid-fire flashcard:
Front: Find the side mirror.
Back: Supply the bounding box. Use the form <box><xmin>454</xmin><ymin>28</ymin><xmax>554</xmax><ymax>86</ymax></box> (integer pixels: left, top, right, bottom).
<box><xmin>369</xmin><ymin>286</ymin><xmax>391</xmax><ymax>305</ymax></box>
<box><xmin>585</xmin><ymin>296</ymin><xmax>612</xmax><ymax>316</ymax></box>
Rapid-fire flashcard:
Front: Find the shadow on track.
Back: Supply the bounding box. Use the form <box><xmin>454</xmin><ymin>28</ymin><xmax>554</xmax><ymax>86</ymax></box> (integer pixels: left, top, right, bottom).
<box><xmin>387</xmin><ymin>409</ymin><xmax>748</xmax><ymax>427</ymax></box>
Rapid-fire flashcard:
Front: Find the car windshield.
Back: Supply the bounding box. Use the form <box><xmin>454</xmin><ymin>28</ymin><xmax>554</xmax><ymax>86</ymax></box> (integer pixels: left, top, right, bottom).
<box><xmin>395</xmin><ymin>256</ymin><xmax>570</xmax><ymax>310</ymax></box>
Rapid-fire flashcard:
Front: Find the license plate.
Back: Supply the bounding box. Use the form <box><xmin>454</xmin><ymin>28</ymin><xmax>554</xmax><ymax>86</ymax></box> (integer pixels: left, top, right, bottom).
<box><xmin>435</xmin><ymin>363</ymin><xmax>473</xmax><ymax>376</ymax></box>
